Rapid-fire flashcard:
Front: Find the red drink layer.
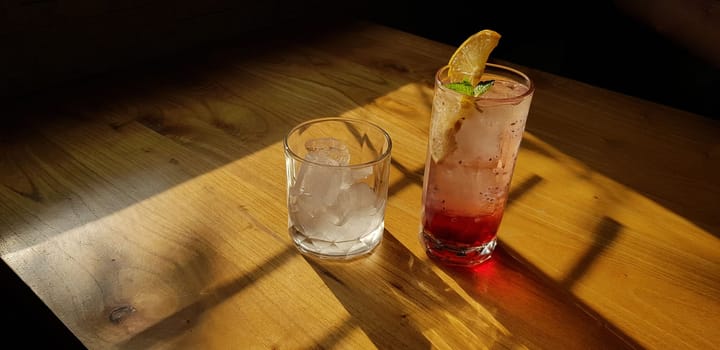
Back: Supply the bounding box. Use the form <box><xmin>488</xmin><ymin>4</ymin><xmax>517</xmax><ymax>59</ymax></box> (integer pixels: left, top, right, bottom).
<box><xmin>422</xmin><ymin>207</ymin><xmax>503</xmax><ymax>247</ymax></box>
<box><xmin>421</xmin><ymin>196</ymin><xmax>505</xmax><ymax>265</ymax></box>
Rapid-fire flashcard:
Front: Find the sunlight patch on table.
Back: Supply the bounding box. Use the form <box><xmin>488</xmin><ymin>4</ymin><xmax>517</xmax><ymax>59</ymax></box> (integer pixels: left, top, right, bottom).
<box><xmin>500</xmin><ymin>131</ymin><xmax>720</xmax><ymax>350</ymax></box>
<box><xmin>3</xmin><ymin>161</ymin><xmax>375</xmax><ymax>348</ymax></box>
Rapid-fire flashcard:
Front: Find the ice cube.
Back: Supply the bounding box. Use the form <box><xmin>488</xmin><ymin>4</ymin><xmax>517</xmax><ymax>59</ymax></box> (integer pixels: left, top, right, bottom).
<box><xmin>333</xmin><ymin>182</ymin><xmax>381</xmax><ymax>238</ymax></box>
<box><xmin>304</xmin><ymin>137</ymin><xmax>350</xmax><ymax>166</ymax></box>
<box><xmin>339</xmin><ymin>183</ymin><xmax>376</xmax><ymax>211</ymax></box>
<box><xmin>335</xmin><ymin>182</ymin><xmax>377</xmax><ymax>222</ymax></box>
<box><xmin>321</xmin><ymin>167</ymin><xmax>350</xmax><ymax>205</ymax></box>
<box><xmin>292</xmin><ymin>137</ymin><xmax>357</xmax><ymax>204</ymax></box>
<box><xmin>350</xmin><ymin>166</ymin><xmax>373</xmax><ymax>182</ymax></box>
<box><xmin>454</xmin><ymin>114</ymin><xmax>504</xmax><ymax>162</ymax></box>
<box><xmin>289</xmin><ymin>137</ymin><xmax>384</xmax><ymax>244</ymax></box>
<box><xmin>291</xmin><ymin>181</ymin><xmax>382</xmax><ymax>243</ymax></box>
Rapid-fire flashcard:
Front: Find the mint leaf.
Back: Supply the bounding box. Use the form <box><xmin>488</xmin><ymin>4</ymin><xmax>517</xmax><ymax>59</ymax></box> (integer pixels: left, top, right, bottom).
<box><xmin>445</xmin><ymin>79</ymin><xmax>495</xmax><ymax>97</ymax></box>
<box><xmin>473</xmin><ymin>80</ymin><xmax>495</xmax><ymax>96</ymax></box>
<box><xmin>445</xmin><ymin>80</ymin><xmax>474</xmax><ymax>96</ymax></box>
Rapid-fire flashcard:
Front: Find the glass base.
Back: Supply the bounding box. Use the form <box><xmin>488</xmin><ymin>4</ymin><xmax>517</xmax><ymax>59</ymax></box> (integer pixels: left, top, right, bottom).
<box><xmin>290</xmin><ymin>223</ymin><xmax>383</xmax><ymax>260</ymax></box>
<box><xmin>421</xmin><ymin>231</ymin><xmax>497</xmax><ymax>266</ymax></box>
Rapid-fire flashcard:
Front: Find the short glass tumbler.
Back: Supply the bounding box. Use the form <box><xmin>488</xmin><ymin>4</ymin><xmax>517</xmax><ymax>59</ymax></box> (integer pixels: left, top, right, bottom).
<box><xmin>421</xmin><ymin>63</ymin><xmax>534</xmax><ymax>266</ymax></box>
<box><xmin>284</xmin><ymin>117</ymin><xmax>392</xmax><ymax>259</ymax></box>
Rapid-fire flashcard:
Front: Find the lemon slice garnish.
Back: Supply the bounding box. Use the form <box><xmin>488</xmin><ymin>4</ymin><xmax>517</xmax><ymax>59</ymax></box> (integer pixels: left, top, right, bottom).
<box><xmin>430</xmin><ymin>29</ymin><xmax>501</xmax><ymax>163</ymax></box>
<box><xmin>448</xmin><ymin>29</ymin><xmax>501</xmax><ymax>86</ymax></box>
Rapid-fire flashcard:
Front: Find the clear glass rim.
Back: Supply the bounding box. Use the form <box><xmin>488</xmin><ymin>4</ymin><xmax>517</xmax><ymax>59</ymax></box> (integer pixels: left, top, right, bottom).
<box><xmin>283</xmin><ymin>117</ymin><xmax>393</xmax><ymax>168</ymax></box>
<box><xmin>435</xmin><ymin>63</ymin><xmax>535</xmax><ymax>102</ymax></box>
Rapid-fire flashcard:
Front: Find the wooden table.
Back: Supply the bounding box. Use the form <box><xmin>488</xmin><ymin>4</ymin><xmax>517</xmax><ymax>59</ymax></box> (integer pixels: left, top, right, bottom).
<box><xmin>1</xmin><ymin>21</ymin><xmax>718</xmax><ymax>350</ymax></box>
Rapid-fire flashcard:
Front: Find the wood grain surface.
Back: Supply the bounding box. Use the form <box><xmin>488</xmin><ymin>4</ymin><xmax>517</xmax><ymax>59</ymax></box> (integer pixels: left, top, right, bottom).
<box><xmin>1</xmin><ymin>21</ymin><xmax>718</xmax><ymax>349</ymax></box>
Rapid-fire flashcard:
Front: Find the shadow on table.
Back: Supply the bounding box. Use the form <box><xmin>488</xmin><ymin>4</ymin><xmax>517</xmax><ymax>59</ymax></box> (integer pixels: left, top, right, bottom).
<box><xmin>436</xmin><ymin>241</ymin><xmax>643</xmax><ymax>350</ymax></box>
<box><xmin>117</xmin><ymin>246</ymin><xmax>298</xmax><ymax>349</ymax></box>
<box><xmin>431</xmin><ymin>216</ymin><xmax>636</xmax><ymax>349</ymax></box>
<box><xmin>523</xmin><ymin>73</ymin><xmax>720</xmax><ymax>240</ymax></box>
<box><xmin>340</xmin><ymin>155</ymin><xmax>642</xmax><ymax>348</ymax></box>
<box><xmin>0</xmin><ymin>19</ymin><xmax>411</xmax><ymax>254</ymax></box>
<box><xmin>307</xmin><ymin>229</ymin><xmax>642</xmax><ymax>349</ymax></box>
<box><xmin>0</xmin><ymin>19</ymin><xmax>412</xmax><ymax>348</ymax></box>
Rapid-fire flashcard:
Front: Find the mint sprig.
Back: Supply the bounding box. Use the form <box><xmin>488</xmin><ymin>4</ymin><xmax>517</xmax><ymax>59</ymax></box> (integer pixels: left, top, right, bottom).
<box><xmin>473</xmin><ymin>80</ymin><xmax>494</xmax><ymax>96</ymax></box>
<box><xmin>445</xmin><ymin>81</ymin><xmax>474</xmax><ymax>96</ymax></box>
<box><xmin>445</xmin><ymin>79</ymin><xmax>495</xmax><ymax>97</ymax></box>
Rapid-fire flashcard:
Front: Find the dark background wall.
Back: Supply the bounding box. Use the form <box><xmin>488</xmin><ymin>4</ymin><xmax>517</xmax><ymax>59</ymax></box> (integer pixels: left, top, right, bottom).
<box><xmin>1</xmin><ymin>0</ymin><xmax>331</xmax><ymax>99</ymax></box>
<box><xmin>364</xmin><ymin>0</ymin><xmax>719</xmax><ymax>119</ymax></box>
<box><xmin>2</xmin><ymin>1</ymin><xmax>718</xmax><ymax>119</ymax></box>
